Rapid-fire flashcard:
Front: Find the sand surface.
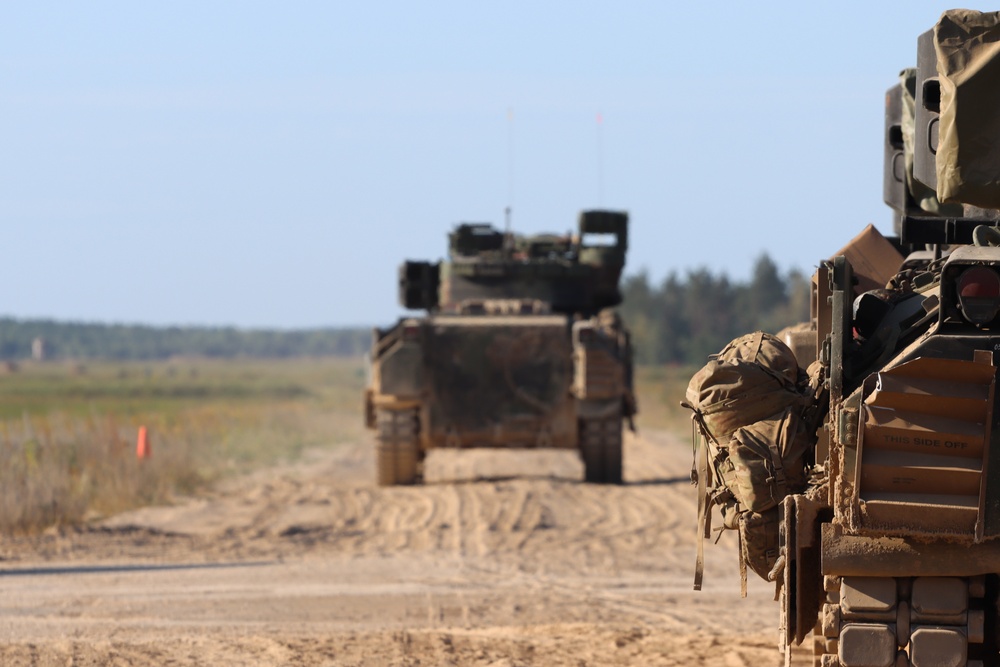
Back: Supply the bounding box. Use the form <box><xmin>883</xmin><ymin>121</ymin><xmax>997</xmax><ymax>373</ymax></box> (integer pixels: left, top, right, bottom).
<box><xmin>0</xmin><ymin>430</ymin><xmax>809</xmax><ymax>666</ymax></box>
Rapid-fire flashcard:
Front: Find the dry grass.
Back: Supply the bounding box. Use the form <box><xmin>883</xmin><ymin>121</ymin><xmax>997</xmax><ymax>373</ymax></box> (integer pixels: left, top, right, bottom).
<box><xmin>0</xmin><ymin>355</ymin><xmax>698</xmax><ymax>533</ymax></box>
<box><xmin>633</xmin><ymin>364</ymin><xmax>699</xmax><ymax>434</ymax></box>
<box><xmin>0</xmin><ymin>357</ymin><xmax>367</xmax><ymax>533</ymax></box>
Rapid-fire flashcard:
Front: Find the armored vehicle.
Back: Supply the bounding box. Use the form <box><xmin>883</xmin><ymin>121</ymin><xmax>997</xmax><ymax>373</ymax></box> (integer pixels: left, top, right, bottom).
<box><xmin>365</xmin><ymin>210</ymin><xmax>636</xmax><ymax>486</ymax></box>
<box><xmin>686</xmin><ymin>10</ymin><xmax>1000</xmax><ymax>666</ymax></box>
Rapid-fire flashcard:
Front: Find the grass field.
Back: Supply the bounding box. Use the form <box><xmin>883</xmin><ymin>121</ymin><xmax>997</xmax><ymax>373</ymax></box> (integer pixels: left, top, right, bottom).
<box><xmin>0</xmin><ymin>358</ymin><xmax>368</xmax><ymax>532</ymax></box>
<box><xmin>633</xmin><ymin>364</ymin><xmax>698</xmax><ymax>433</ymax></box>
<box><xmin>0</xmin><ymin>357</ymin><xmax>691</xmax><ymax>533</ymax></box>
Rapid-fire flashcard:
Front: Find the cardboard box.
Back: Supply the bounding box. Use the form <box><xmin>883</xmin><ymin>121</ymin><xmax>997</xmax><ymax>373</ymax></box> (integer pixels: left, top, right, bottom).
<box><xmin>863</xmin><ymin>405</ymin><xmax>985</xmax><ymax>459</ymax></box>
<box><xmin>859</xmin><ymin>447</ymin><xmax>981</xmax><ymax>496</ymax></box>
<box><xmin>832</xmin><ymin>224</ymin><xmax>904</xmax><ymax>295</ymax></box>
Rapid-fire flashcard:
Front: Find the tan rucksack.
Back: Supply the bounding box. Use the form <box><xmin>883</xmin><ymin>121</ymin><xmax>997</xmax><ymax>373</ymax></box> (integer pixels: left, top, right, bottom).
<box><xmin>684</xmin><ymin>331</ymin><xmax>805</xmax><ymax>444</ymax></box>
<box><xmin>738</xmin><ymin>507</ymin><xmax>781</xmax><ymax>584</ymax></box>
<box><xmin>726</xmin><ymin>407</ymin><xmax>813</xmax><ymax>514</ymax></box>
<box><xmin>684</xmin><ymin>332</ymin><xmax>816</xmax><ymax>593</ymax></box>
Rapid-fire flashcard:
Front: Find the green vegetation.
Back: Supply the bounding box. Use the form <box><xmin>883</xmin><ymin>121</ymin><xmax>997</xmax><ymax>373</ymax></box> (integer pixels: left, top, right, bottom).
<box><xmin>1</xmin><ymin>253</ymin><xmax>804</xmax><ymax>369</ymax></box>
<box><xmin>619</xmin><ymin>254</ymin><xmax>810</xmax><ymax>365</ymax></box>
<box><xmin>0</xmin><ymin>255</ymin><xmax>809</xmax><ymax>532</ymax></box>
<box><xmin>0</xmin><ymin>358</ymin><xmax>367</xmax><ymax>533</ymax></box>
<box><xmin>0</xmin><ymin>318</ymin><xmax>370</xmax><ymax>361</ymax></box>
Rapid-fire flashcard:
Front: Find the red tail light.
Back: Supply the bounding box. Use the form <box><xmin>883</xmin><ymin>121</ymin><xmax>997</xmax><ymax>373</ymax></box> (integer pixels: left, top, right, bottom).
<box><xmin>957</xmin><ymin>266</ymin><xmax>1000</xmax><ymax>324</ymax></box>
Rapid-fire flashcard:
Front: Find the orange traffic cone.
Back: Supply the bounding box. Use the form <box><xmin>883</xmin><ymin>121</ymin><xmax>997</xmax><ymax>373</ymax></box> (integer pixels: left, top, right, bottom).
<box><xmin>136</xmin><ymin>426</ymin><xmax>151</xmax><ymax>460</ymax></box>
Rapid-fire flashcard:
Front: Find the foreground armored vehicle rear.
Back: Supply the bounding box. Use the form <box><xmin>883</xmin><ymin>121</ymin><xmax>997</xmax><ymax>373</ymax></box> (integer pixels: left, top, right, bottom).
<box><xmin>686</xmin><ymin>10</ymin><xmax>1000</xmax><ymax>666</ymax></box>
<box><xmin>365</xmin><ymin>210</ymin><xmax>635</xmax><ymax>486</ymax></box>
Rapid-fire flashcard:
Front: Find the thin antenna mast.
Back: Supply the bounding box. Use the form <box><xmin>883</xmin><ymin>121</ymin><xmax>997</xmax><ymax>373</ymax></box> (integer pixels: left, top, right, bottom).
<box><xmin>596</xmin><ymin>111</ymin><xmax>604</xmax><ymax>206</ymax></box>
<box><xmin>506</xmin><ymin>107</ymin><xmax>514</xmax><ymax>255</ymax></box>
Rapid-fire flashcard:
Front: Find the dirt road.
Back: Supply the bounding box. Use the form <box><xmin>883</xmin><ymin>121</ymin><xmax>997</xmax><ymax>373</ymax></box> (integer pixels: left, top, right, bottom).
<box><xmin>0</xmin><ymin>430</ymin><xmax>806</xmax><ymax>666</ymax></box>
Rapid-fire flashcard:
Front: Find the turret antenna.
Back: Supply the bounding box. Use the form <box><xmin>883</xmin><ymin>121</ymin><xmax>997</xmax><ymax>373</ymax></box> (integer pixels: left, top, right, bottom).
<box><xmin>596</xmin><ymin>111</ymin><xmax>604</xmax><ymax>206</ymax></box>
<box><xmin>506</xmin><ymin>107</ymin><xmax>515</xmax><ymax>255</ymax></box>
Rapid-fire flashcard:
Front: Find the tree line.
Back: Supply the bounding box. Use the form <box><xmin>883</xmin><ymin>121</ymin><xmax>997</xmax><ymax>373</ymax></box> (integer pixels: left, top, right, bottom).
<box><xmin>617</xmin><ymin>254</ymin><xmax>811</xmax><ymax>365</ymax></box>
<box><xmin>0</xmin><ymin>255</ymin><xmax>807</xmax><ymax>363</ymax></box>
<box><xmin>0</xmin><ymin>318</ymin><xmax>371</xmax><ymax>361</ymax></box>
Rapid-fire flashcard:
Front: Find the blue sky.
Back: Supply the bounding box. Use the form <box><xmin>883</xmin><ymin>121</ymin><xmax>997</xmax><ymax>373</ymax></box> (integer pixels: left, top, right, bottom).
<box><xmin>0</xmin><ymin>3</ymin><xmax>986</xmax><ymax>328</ymax></box>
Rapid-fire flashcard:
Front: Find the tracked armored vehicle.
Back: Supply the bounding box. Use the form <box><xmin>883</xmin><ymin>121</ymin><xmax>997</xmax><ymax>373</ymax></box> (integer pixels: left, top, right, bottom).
<box><xmin>686</xmin><ymin>11</ymin><xmax>1000</xmax><ymax>666</ymax></box>
<box><xmin>365</xmin><ymin>210</ymin><xmax>636</xmax><ymax>486</ymax></box>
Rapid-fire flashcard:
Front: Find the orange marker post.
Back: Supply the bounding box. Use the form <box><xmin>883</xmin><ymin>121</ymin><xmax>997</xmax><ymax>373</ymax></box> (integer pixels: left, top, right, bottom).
<box><xmin>136</xmin><ymin>426</ymin><xmax>151</xmax><ymax>460</ymax></box>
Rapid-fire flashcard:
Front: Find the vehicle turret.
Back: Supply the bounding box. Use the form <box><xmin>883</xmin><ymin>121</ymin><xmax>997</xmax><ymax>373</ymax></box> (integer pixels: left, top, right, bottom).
<box><xmin>397</xmin><ymin>210</ymin><xmax>628</xmax><ymax>317</ymax></box>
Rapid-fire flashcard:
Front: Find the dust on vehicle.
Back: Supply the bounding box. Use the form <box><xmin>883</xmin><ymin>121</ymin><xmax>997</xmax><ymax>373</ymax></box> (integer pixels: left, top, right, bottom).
<box><xmin>685</xmin><ymin>10</ymin><xmax>1000</xmax><ymax>666</ymax></box>
<box><xmin>365</xmin><ymin>210</ymin><xmax>636</xmax><ymax>486</ymax></box>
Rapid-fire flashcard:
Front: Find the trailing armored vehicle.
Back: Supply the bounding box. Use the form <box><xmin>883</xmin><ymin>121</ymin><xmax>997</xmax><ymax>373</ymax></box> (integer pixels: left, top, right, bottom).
<box><xmin>685</xmin><ymin>10</ymin><xmax>1000</xmax><ymax>666</ymax></box>
<box><xmin>365</xmin><ymin>210</ymin><xmax>636</xmax><ymax>486</ymax></box>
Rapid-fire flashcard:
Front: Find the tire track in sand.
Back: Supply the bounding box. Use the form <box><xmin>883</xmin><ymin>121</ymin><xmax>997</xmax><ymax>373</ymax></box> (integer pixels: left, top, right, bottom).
<box><xmin>8</xmin><ymin>428</ymin><xmax>786</xmax><ymax>666</ymax></box>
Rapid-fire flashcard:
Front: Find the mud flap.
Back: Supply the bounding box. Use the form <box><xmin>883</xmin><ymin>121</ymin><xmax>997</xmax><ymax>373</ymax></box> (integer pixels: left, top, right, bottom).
<box><xmin>780</xmin><ymin>493</ymin><xmax>826</xmax><ymax>653</ymax></box>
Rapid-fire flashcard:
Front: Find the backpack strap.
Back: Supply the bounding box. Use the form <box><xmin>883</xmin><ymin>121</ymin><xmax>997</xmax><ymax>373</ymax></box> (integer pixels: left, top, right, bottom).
<box><xmin>694</xmin><ymin>426</ymin><xmax>711</xmax><ymax>591</ymax></box>
<box><xmin>684</xmin><ymin>401</ymin><xmax>720</xmax><ymax>592</ymax></box>
<box><xmin>765</xmin><ymin>435</ymin><xmax>788</xmax><ymax>507</ymax></box>
<box><xmin>748</xmin><ymin>330</ymin><xmax>766</xmax><ymax>361</ymax></box>
<box><xmin>681</xmin><ymin>400</ymin><xmax>721</xmax><ymax>480</ymax></box>
<box><xmin>738</xmin><ymin>529</ymin><xmax>748</xmax><ymax>598</ymax></box>
<box><xmin>684</xmin><ymin>401</ymin><xmax>738</xmax><ymax>592</ymax></box>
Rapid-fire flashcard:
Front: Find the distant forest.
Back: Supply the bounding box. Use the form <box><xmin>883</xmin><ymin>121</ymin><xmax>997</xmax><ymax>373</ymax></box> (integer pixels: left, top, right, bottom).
<box><xmin>1</xmin><ymin>254</ymin><xmax>808</xmax><ymax>363</ymax></box>
<box><xmin>0</xmin><ymin>319</ymin><xmax>370</xmax><ymax>361</ymax></box>
<box><xmin>618</xmin><ymin>254</ymin><xmax>811</xmax><ymax>365</ymax></box>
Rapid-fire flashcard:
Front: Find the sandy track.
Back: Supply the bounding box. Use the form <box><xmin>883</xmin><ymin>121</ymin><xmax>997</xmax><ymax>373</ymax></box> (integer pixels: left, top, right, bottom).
<box><xmin>0</xmin><ymin>430</ymin><xmax>808</xmax><ymax>666</ymax></box>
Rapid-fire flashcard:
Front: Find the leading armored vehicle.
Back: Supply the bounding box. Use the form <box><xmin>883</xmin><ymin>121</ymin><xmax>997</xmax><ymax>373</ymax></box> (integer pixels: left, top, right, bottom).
<box><xmin>686</xmin><ymin>10</ymin><xmax>1000</xmax><ymax>666</ymax></box>
<box><xmin>365</xmin><ymin>210</ymin><xmax>636</xmax><ymax>486</ymax></box>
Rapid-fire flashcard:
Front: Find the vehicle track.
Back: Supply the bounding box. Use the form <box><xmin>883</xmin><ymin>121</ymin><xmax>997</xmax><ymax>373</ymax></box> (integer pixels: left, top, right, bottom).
<box><xmin>0</xmin><ymin>429</ymin><xmax>805</xmax><ymax>665</ymax></box>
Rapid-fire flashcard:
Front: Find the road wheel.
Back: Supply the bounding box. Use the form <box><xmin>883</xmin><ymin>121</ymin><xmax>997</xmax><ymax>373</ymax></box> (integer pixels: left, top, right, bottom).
<box><xmin>580</xmin><ymin>417</ymin><xmax>623</xmax><ymax>484</ymax></box>
<box><xmin>375</xmin><ymin>408</ymin><xmax>421</xmax><ymax>486</ymax></box>
<box><xmin>815</xmin><ymin>575</ymin><xmax>989</xmax><ymax>667</ymax></box>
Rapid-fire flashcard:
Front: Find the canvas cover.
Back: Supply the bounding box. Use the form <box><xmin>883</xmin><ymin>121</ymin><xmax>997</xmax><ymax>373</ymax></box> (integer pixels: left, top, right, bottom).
<box><xmin>899</xmin><ymin>68</ymin><xmax>962</xmax><ymax>216</ymax></box>
<box><xmin>934</xmin><ymin>10</ymin><xmax>1000</xmax><ymax>207</ymax></box>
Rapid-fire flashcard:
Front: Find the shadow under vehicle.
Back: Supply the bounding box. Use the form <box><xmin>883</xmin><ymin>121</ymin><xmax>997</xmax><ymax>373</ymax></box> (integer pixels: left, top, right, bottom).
<box><xmin>365</xmin><ymin>210</ymin><xmax>636</xmax><ymax>486</ymax></box>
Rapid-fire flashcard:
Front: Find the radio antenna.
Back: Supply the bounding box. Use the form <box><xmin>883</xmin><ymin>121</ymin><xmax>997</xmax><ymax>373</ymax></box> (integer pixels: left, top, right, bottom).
<box><xmin>596</xmin><ymin>111</ymin><xmax>604</xmax><ymax>206</ymax></box>
<box><xmin>506</xmin><ymin>107</ymin><xmax>515</xmax><ymax>235</ymax></box>
<box><xmin>505</xmin><ymin>107</ymin><xmax>515</xmax><ymax>256</ymax></box>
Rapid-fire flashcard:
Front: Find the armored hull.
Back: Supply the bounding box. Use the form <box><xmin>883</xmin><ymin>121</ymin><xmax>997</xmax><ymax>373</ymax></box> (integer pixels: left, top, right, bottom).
<box><xmin>365</xmin><ymin>210</ymin><xmax>635</xmax><ymax>485</ymax></box>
